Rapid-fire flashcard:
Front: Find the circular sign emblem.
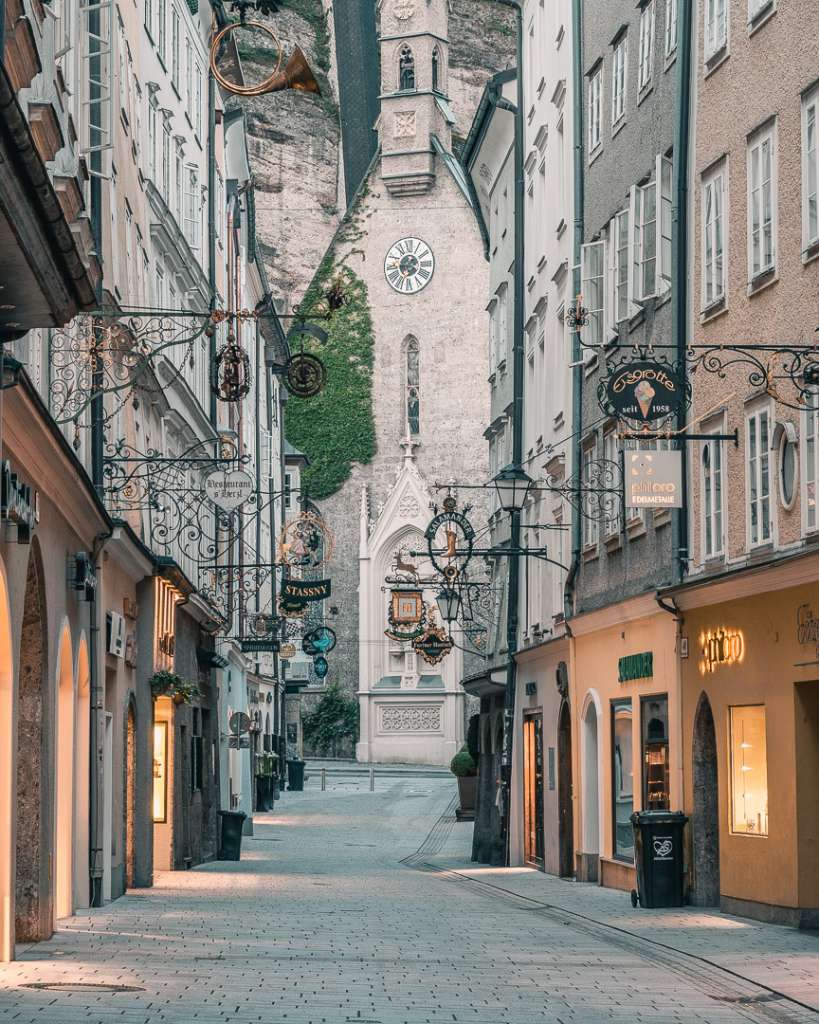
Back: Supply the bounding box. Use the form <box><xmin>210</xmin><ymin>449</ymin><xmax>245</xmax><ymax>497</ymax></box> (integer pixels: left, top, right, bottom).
<box><xmin>229</xmin><ymin>711</ymin><xmax>251</xmax><ymax>735</ymax></box>
<box><xmin>286</xmin><ymin>352</ymin><xmax>326</xmax><ymax>398</ymax></box>
<box><xmin>280</xmin><ymin>642</ymin><xmax>297</xmax><ymax>659</ymax></box>
<box><xmin>204</xmin><ymin>469</ymin><xmax>255</xmax><ymax>511</ymax></box>
<box><xmin>424</xmin><ymin>502</ymin><xmax>475</xmax><ymax>578</ymax></box>
<box><xmin>313</xmin><ymin>655</ymin><xmax>329</xmax><ymax>679</ymax></box>
<box><xmin>303</xmin><ymin>626</ymin><xmax>337</xmax><ymax>655</ymax></box>
<box><xmin>603</xmin><ymin>359</ymin><xmax>686</xmax><ymax>424</ymax></box>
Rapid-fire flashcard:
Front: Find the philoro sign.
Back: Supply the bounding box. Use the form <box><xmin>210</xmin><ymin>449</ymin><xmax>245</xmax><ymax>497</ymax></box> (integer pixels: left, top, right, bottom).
<box><xmin>626</xmin><ymin>450</ymin><xmax>682</xmax><ymax>509</ymax></box>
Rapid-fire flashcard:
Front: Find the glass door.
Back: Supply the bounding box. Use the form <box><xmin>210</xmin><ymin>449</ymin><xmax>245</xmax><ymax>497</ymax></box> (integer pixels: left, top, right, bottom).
<box><xmin>523</xmin><ymin>713</ymin><xmax>545</xmax><ymax>867</ymax></box>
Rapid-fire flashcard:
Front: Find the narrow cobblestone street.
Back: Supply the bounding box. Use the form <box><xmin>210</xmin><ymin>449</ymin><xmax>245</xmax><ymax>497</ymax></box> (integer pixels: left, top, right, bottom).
<box><xmin>0</xmin><ymin>770</ymin><xmax>817</xmax><ymax>1024</ymax></box>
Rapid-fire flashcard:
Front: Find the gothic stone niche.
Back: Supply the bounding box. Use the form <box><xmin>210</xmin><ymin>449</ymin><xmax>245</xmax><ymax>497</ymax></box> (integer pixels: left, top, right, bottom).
<box><xmin>379</xmin><ymin>704</ymin><xmax>442</xmax><ymax>732</ymax></box>
<box><xmin>394</xmin><ymin>111</ymin><xmax>417</xmax><ymax>139</ymax></box>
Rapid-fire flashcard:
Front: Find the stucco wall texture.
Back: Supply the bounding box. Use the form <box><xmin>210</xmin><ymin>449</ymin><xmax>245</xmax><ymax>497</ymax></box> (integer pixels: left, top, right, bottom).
<box><xmin>688</xmin><ymin>0</ymin><xmax>819</xmax><ymax>573</ymax></box>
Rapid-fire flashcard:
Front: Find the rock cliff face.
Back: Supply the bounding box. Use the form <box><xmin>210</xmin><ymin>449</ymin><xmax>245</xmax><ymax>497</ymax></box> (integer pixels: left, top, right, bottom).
<box><xmin>247</xmin><ymin>0</ymin><xmax>515</xmax><ymax>310</ymax></box>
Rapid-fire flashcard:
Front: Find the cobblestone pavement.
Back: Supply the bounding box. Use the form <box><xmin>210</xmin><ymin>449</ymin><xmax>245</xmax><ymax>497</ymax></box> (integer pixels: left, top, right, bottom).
<box><xmin>0</xmin><ymin>771</ymin><xmax>817</xmax><ymax>1024</ymax></box>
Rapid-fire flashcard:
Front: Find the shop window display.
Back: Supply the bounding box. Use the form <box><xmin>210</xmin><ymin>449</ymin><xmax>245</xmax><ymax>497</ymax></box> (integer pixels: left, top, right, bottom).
<box><xmin>729</xmin><ymin>705</ymin><xmax>768</xmax><ymax>836</ymax></box>
<box><xmin>641</xmin><ymin>695</ymin><xmax>670</xmax><ymax>811</ymax></box>
<box><xmin>611</xmin><ymin>699</ymin><xmax>634</xmax><ymax>859</ymax></box>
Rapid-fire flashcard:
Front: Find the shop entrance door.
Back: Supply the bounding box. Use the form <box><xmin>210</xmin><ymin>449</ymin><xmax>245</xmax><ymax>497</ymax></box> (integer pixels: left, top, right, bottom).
<box><xmin>692</xmin><ymin>693</ymin><xmax>719</xmax><ymax>906</ymax></box>
<box><xmin>522</xmin><ymin>713</ymin><xmax>544</xmax><ymax>868</ymax></box>
<box><xmin>558</xmin><ymin>701</ymin><xmax>574</xmax><ymax>878</ymax></box>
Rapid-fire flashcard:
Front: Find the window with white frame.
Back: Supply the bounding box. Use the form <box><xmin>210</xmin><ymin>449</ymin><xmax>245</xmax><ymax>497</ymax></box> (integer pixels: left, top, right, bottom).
<box><xmin>581</xmin><ymin>239</ymin><xmax>605</xmax><ymax>347</ymax></box>
<box><xmin>582</xmin><ymin>440</ymin><xmax>599</xmax><ymax>548</ymax></box>
<box><xmin>702</xmin><ymin>161</ymin><xmax>726</xmax><ymax>308</ymax></box>
<box><xmin>185</xmin><ymin>39</ymin><xmax>193</xmax><ymax>120</ymax></box>
<box><xmin>184</xmin><ymin>163</ymin><xmax>200</xmax><ymax>250</ymax></box>
<box><xmin>195</xmin><ymin>63</ymin><xmax>202</xmax><ymax>138</ymax></box>
<box><xmin>802</xmin><ymin>86</ymin><xmax>819</xmax><ymax>254</ymax></box>
<box><xmin>488</xmin><ymin>298</ymin><xmax>498</xmax><ymax>373</ymax></box>
<box><xmin>664</xmin><ymin>0</ymin><xmax>678</xmax><ymax>56</ymax></box>
<box><xmin>747</xmin><ymin>123</ymin><xmax>776</xmax><ymax>281</ymax></box>
<box><xmin>747</xmin><ymin>406</ymin><xmax>771</xmax><ymax>546</ymax></box>
<box><xmin>748</xmin><ymin>0</ymin><xmax>772</xmax><ymax>22</ymax></box>
<box><xmin>171</xmin><ymin>7</ymin><xmax>180</xmax><ymax>90</ymax></box>
<box><xmin>705</xmin><ymin>0</ymin><xmax>727</xmax><ymax>60</ymax></box>
<box><xmin>588</xmin><ymin>66</ymin><xmax>602</xmax><ymax>153</ymax></box>
<box><xmin>804</xmin><ymin>396</ymin><xmax>819</xmax><ymax>531</ymax></box>
<box><xmin>144</xmin><ymin>0</ymin><xmax>153</xmax><ymax>36</ymax></box>
<box><xmin>659</xmin><ymin>155</ymin><xmax>673</xmax><ymax>292</ymax></box>
<box><xmin>157</xmin><ymin>0</ymin><xmax>166</xmax><ymax>60</ymax></box>
<box><xmin>611</xmin><ymin>35</ymin><xmax>626</xmax><ymax>125</ymax></box>
<box><xmin>638</xmin><ymin>2</ymin><xmax>655</xmax><ymax>91</ymax></box>
<box><xmin>636</xmin><ymin>179</ymin><xmax>657</xmax><ymax>298</ymax></box>
<box><xmin>603</xmin><ymin>430</ymin><xmax>622</xmax><ymax>536</ymax></box>
<box><xmin>701</xmin><ymin>434</ymin><xmax>724</xmax><ymax>558</ymax></box>
<box><xmin>613</xmin><ymin>207</ymin><xmax>631</xmax><ymax>323</ymax></box>
<box><xmin>497</xmin><ymin>282</ymin><xmax>509</xmax><ymax>366</ymax></box>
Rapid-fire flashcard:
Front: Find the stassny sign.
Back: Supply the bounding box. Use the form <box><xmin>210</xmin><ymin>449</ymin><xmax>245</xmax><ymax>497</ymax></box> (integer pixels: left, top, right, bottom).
<box><xmin>280</xmin><ymin>578</ymin><xmax>331</xmax><ymax>603</ymax></box>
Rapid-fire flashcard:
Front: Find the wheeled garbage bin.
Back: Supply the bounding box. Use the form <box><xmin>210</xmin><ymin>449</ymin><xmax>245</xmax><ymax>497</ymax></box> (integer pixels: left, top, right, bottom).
<box><xmin>218</xmin><ymin>810</ymin><xmax>247</xmax><ymax>861</ymax></box>
<box><xmin>629</xmin><ymin>810</ymin><xmax>688</xmax><ymax>908</ymax></box>
<box><xmin>287</xmin><ymin>758</ymin><xmax>305</xmax><ymax>791</ymax></box>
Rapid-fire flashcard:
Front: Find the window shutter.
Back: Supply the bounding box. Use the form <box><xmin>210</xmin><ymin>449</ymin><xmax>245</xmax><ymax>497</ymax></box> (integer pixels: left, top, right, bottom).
<box><xmin>606</xmin><ymin>218</ymin><xmax>617</xmax><ymax>339</ymax></box>
<box><xmin>628</xmin><ymin>185</ymin><xmax>638</xmax><ymax>311</ymax></box>
<box><xmin>657</xmin><ymin>153</ymin><xmax>673</xmax><ymax>293</ymax></box>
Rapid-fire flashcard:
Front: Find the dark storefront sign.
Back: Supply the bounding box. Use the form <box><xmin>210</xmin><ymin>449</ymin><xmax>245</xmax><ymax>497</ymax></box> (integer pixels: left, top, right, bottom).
<box><xmin>618</xmin><ymin>651</ymin><xmax>653</xmax><ymax>683</ymax></box>
<box><xmin>603</xmin><ymin>360</ymin><xmax>686</xmax><ymax>423</ymax></box>
<box><xmin>1</xmin><ymin>460</ymin><xmax>39</xmax><ymax>543</ymax></box>
<box><xmin>280</xmin><ymin>578</ymin><xmax>331</xmax><ymax>603</ymax></box>
<box><xmin>241</xmin><ymin>639</ymin><xmax>281</xmax><ymax>654</ymax></box>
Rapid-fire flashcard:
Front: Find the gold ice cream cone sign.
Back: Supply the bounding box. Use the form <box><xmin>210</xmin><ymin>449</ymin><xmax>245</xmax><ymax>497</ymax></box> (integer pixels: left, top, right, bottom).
<box><xmin>603</xmin><ymin>358</ymin><xmax>687</xmax><ymax>424</ymax></box>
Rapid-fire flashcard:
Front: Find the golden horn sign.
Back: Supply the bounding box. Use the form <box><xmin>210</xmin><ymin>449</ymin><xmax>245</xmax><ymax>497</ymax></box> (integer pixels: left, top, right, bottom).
<box><xmin>210</xmin><ymin>20</ymin><xmax>322</xmax><ymax>98</ymax></box>
<box><xmin>270</xmin><ymin>46</ymin><xmax>322</xmax><ymax>96</ymax></box>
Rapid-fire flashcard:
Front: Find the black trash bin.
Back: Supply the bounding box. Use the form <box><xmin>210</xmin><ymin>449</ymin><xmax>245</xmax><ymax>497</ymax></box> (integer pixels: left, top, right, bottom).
<box><xmin>218</xmin><ymin>810</ymin><xmax>247</xmax><ymax>861</ymax></box>
<box><xmin>630</xmin><ymin>810</ymin><xmax>688</xmax><ymax>908</ymax></box>
<box><xmin>287</xmin><ymin>758</ymin><xmax>305</xmax><ymax>791</ymax></box>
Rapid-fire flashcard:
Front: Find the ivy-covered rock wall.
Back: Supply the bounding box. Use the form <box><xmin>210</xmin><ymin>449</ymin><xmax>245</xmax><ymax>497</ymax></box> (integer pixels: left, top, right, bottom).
<box><xmin>284</xmin><ymin>252</ymin><xmax>376</xmax><ymax>500</ymax></box>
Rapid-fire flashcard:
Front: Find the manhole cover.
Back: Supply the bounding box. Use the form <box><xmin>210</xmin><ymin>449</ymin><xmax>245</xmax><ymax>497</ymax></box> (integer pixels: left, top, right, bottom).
<box><xmin>22</xmin><ymin>982</ymin><xmax>145</xmax><ymax>993</ymax></box>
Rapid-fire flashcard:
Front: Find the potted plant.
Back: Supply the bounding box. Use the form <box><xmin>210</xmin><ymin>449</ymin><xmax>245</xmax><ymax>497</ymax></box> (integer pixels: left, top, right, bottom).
<box><xmin>450</xmin><ymin>747</ymin><xmax>478</xmax><ymax>820</ymax></box>
<box><xmin>149</xmin><ymin>669</ymin><xmax>200</xmax><ymax>705</ymax></box>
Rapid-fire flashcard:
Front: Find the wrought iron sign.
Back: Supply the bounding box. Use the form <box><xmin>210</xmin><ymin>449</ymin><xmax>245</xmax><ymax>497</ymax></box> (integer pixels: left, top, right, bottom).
<box><xmin>278</xmin><ymin>510</ymin><xmax>334</xmax><ymax>570</ymax></box>
<box><xmin>212</xmin><ymin>331</ymin><xmax>252</xmax><ymax>402</ymax></box>
<box><xmin>600</xmin><ymin>358</ymin><xmax>688</xmax><ymax>424</ymax></box>
<box><xmin>302</xmin><ymin>626</ymin><xmax>337</xmax><ymax>655</ymax></box>
<box><xmin>286</xmin><ymin>352</ymin><xmax>326</xmax><ymax>398</ymax></box>
<box><xmin>425</xmin><ymin>495</ymin><xmax>475</xmax><ymax>579</ymax></box>
<box><xmin>412</xmin><ymin>624</ymin><xmax>454</xmax><ymax>666</ymax></box>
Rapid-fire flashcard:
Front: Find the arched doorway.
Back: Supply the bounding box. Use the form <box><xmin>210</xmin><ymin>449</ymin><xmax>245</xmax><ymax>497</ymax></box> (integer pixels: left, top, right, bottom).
<box><xmin>73</xmin><ymin>637</ymin><xmax>90</xmax><ymax>910</ymax></box>
<box><xmin>0</xmin><ymin>558</ymin><xmax>15</xmax><ymax>960</ymax></box>
<box><xmin>54</xmin><ymin>624</ymin><xmax>75</xmax><ymax>921</ymax></box>
<box><xmin>581</xmin><ymin>698</ymin><xmax>600</xmax><ymax>882</ymax></box>
<box><xmin>125</xmin><ymin>701</ymin><xmax>136</xmax><ymax>889</ymax></box>
<box><xmin>15</xmin><ymin>545</ymin><xmax>48</xmax><ymax>942</ymax></box>
<box><xmin>692</xmin><ymin>692</ymin><xmax>720</xmax><ymax>906</ymax></box>
<box><xmin>557</xmin><ymin>700</ymin><xmax>574</xmax><ymax>878</ymax></box>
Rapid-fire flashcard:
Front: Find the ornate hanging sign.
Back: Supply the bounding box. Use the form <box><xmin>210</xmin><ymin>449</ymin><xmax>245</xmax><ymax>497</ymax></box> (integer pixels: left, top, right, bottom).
<box><xmin>424</xmin><ymin>496</ymin><xmax>475</xmax><ymax>578</ymax></box>
<box><xmin>313</xmin><ymin>655</ymin><xmax>329</xmax><ymax>679</ymax></box>
<box><xmin>213</xmin><ymin>336</ymin><xmax>252</xmax><ymax>401</ymax></box>
<box><xmin>385</xmin><ymin>590</ymin><xmax>427</xmax><ymax>643</ymax></box>
<box><xmin>600</xmin><ymin>359</ymin><xmax>688</xmax><ymax>424</ymax></box>
<box><xmin>204</xmin><ymin>468</ymin><xmax>255</xmax><ymax>510</ymax></box>
<box><xmin>286</xmin><ymin>352</ymin><xmax>326</xmax><ymax>398</ymax></box>
<box><xmin>278</xmin><ymin>510</ymin><xmax>334</xmax><ymax>569</ymax></box>
<box><xmin>302</xmin><ymin>626</ymin><xmax>337</xmax><ymax>655</ymax></box>
<box><xmin>280</xmin><ymin>578</ymin><xmax>331</xmax><ymax>603</ymax></box>
<box><xmin>279</xmin><ymin>595</ymin><xmax>307</xmax><ymax>619</ymax></box>
<box><xmin>412</xmin><ymin>624</ymin><xmax>454</xmax><ymax>666</ymax></box>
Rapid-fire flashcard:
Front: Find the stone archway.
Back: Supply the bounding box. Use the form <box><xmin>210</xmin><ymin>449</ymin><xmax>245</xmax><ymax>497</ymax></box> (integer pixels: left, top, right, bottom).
<box><xmin>15</xmin><ymin>544</ymin><xmax>48</xmax><ymax>942</ymax></box>
<box><xmin>0</xmin><ymin>558</ymin><xmax>15</xmax><ymax>959</ymax></box>
<box><xmin>557</xmin><ymin>700</ymin><xmax>574</xmax><ymax>878</ymax></box>
<box><xmin>54</xmin><ymin>623</ymin><xmax>75</xmax><ymax>921</ymax></box>
<box><xmin>692</xmin><ymin>692</ymin><xmax>720</xmax><ymax>907</ymax></box>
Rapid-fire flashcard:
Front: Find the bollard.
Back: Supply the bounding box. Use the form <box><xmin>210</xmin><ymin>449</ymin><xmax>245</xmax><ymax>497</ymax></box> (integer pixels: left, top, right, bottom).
<box><xmin>369</xmin><ymin>765</ymin><xmax>375</xmax><ymax>791</ymax></box>
<box><xmin>321</xmin><ymin>767</ymin><xmax>326</xmax><ymax>792</ymax></box>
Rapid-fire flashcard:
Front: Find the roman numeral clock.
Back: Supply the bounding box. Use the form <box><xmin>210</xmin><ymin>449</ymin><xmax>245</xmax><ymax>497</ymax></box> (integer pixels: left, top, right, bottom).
<box><xmin>384</xmin><ymin>237</ymin><xmax>435</xmax><ymax>294</ymax></box>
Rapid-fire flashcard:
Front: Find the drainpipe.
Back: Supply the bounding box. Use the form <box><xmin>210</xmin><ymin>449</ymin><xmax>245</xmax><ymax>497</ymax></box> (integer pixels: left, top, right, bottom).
<box><xmin>565</xmin><ymin>0</ymin><xmax>584</xmax><ymax>620</ymax></box>
<box><xmin>494</xmin><ymin>0</ymin><xmax>523</xmax><ymax>867</ymax></box>
<box><xmin>672</xmin><ymin>0</ymin><xmax>693</xmax><ymax>584</ymax></box>
<box><xmin>89</xmin><ymin>529</ymin><xmax>113</xmax><ymax>907</ymax></box>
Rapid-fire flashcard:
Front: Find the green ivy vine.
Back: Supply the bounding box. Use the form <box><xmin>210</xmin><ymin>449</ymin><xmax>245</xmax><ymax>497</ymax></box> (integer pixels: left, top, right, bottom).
<box><xmin>284</xmin><ymin>253</ymin><xmax>376</xmax><ymax>500</ymax></box>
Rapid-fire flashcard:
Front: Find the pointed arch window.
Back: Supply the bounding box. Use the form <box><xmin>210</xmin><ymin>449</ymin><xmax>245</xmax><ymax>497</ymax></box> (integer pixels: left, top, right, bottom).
<box><xmin>405</xmin><ymin>337</ymin><xmax>420</xmax><ymax>435</ymax></box>
<box><xmin>432</xmin><ymin>46</ymin><xmax>441</xmax><ymax>93</ymax></box>
<box><xmin>399</xmin><ymin>45</ymin><xmax>416</xmax><ymax>91</ymax></box>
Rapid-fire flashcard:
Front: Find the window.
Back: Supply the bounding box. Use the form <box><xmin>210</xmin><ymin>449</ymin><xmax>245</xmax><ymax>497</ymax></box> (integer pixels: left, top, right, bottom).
<box><xmin>432</xmin><ymin>46</ymin><xmax>440</xmax><ymax>93</ymax></box>
<box><xmin>405</xmin><ymin>337</ymin><xmax>420</xmax><ymax>435</ymax></box>
<box><xmin>664</xmin><ymin>0</ymin><xmax>678</xmax><ymax>56</ymax></box>
<box><xmin>157</xmin><ymin>0</ymin><xmax>166</xmax><ymax>60</ymax></box>
<box><xmin>152</xmin><ymin>722</ymin><xmax>168</xmax><ymax>822</ymax></box>
<box><xmin>580</xmin><ymin>239</ymin><xmax>605</xmax><ymax>347</ymax></box>
<box><xmin>611</xmin><ymin>36</ymin><xmax>626</xmax><ymax>125</ymax></box>
<box><xmin>613</xmin><ymin>207</ymin><xmax>631</xmax><ymax>323</ymax></box>
<box><xmin>701</xmin><ymin>434</ymin><xmax>724</xmax><ymax>558</ymax></box>
<box><xmin>497</xmin><ymin>282</ymin><xmax>509</xmax><ymax>365</ymax></box>
<box><xmin>747</xmin><ymin>406</ymin><xmax>771</xmax><ymax>546</ymax></box>
<box><xmin>705</xmin><ymin>0</ymin><xmax>727</xmax><ymax>59</ymax></box>
<box><xmin>659</xmin><ymin>154</ymin><xmax>673</xmax><ymax>292</ymax></box>
<box><xmin>747</xmin><ymin>124</ymin><xmax>776</xmax><ymax>280</ymax></box>
<box><xmin>638</xmin><ymin>2</ymin><xmax>655</xmax><ymax>91</ymax></box>
<box><xmin>729</xmin><ymin>706</ymin><xmax>768</xmax><ymax>836</ymax></box>
<box><xmin>195</xmin><ymin>64</ymin><xmax>202</xmax><ymax>138</ymax></box>
<box><xmin>748</xmin><ymin>0</ymin><xmax>772</xmax><ymax>21</ymax></box>
<box><xmin>641</xmin><ymin>695</ymin><xmax>669</xmax><ymax>811</ymax></box>
<box><xmin>185</xmin><ymin>38</ymin><xmax>193</xmax><ymax>119</ymax></box>
<box><xmin>702</xmin><ymin>163</ymin><xmax>726</xmax><ymax>307</ymax></box>
<box><xmin>588</xmin><ymin>66</ymin><xmax>602</xmax><ymax>153</ymax></box>
<box><xmin>162</xmin><ymin>121</ymin><xmax>170</xmax><ymax>199</ymax></box>
<box><xmin>284</xmin><ymin>472</ymin><xmax>293</xmax><ymax>510</ymax></box>
<box><xmin>398</xmin><ymin>45</ymin><xmax>415</xmax><ymax>91</ymax></box>
<box><xmin>184</xmin><ymin>163</ymin><xmax>200</xmax><ymax>249</ymax></box>
<box><xmin>802</xmin><ymin>86</ymin><xmax>819</xmax><ymax>254</ymax></box>
<box><xmin>612</xmin><ymin>700</ymin><xmax>634</xmax><ymax>860</ymax></box>
<box><xmin>804</xmin><ymin>398</ymin><xmax>819</xmax><ymax>531</ymax></box>
<box><xmin>779</xmin><ymin>426</ymin><xmax>796</xmax><ymax>508</ymax></box>
<box><xmin>603</xmin><ymin>430</ymin><xmax>621</xmax><ymax>536</ymax></box>
<box><xmin>582</xmin><ymin>440</ymin><xmax>599</xmax><ymax>549</ymax></box>
<box><xmin>171</xmin><ymin>7</ymin><xmax>180</xmax><ymax>90</ymax></box>
<box><xmin>175</xmin><ymin>148</ymin><xmax>183</xmax><ymax>219</ymax></box>
<box><xmin>635</xmin><ymin>179</ymin><xmax>657</xmax><ymax>298</ymax></box>
<box><xmin>148</xmin><ymin>101</ymin><xmax>157</xmax><ymax>182</ymax></box>
<box><xmin>144</xmin><ymin>0</ymin><xmax>153</xmax><ymax>36</ymax></box>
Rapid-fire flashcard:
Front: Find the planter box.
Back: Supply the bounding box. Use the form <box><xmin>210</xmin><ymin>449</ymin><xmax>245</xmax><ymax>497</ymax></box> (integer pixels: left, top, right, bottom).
<box><xmin>456</xmin><ymin>774</ymin><xmax>477</xmax><ymax>821</ymax></box>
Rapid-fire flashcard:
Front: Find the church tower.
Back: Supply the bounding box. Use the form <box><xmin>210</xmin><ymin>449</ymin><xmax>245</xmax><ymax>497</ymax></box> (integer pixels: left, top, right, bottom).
<box><xmin>378</xmin><ymin>0</ymin><xmax>455</xmax><ymax>195</ymax></box>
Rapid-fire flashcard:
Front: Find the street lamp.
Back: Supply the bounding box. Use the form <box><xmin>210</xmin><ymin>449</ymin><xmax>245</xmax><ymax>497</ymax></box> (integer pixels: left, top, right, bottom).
<box><xmin>436</xmin><ymin>586</ymin><xmax>462</xmax><ymax>623</ymax></box>
<box><xmin>492</xmin><ymin>464</ymin><xmax>533</xmax><ymax>515</ymax></box>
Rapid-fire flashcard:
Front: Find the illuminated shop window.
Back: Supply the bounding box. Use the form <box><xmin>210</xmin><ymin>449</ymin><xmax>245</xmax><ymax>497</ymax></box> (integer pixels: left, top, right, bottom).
<box><xmin>641</xmin><ymin>695</ymin><xmax>670</xmax><ymax>811</ymax></box>
<box><xmin>729</xmin><ymin>705</ymin><xmax>768</xmax><ymax>836</ymax></box>
<box><xmin>153</xmin><ymin>722</ymin><xmax>168</xmax><ymax>823</ymax></box>
<box><xmin>611</xmin><ymin>699</ymin><xmax>634</xmax><ymax>860</ymax></box>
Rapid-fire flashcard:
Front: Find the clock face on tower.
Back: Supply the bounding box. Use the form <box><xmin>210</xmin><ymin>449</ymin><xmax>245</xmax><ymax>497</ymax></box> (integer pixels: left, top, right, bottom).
<box><xmin>384</xmin><ymin>237</ymin><xmax>435</xmax><ymax>294</ymax></box>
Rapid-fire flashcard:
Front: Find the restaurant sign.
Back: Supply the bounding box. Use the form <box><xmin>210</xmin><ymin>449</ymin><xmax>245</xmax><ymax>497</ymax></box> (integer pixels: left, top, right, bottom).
<box><xmin>626</xmin><ymin>450</ymin><xmax>682</xmax><ymax>509</ymax></box>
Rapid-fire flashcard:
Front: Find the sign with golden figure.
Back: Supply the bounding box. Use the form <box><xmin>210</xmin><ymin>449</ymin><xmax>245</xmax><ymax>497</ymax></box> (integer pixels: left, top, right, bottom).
<box><xmin>278</xmin><ymin>510</ymin><xmax>334</xmax><ymax>570</ymax></box>
<box><xmin>412</xmin><ymin>623</ymin><xmax>454</xmax><ymax>666</ymax></box>
<box><xmin>424</xmin><ymin>496</ymin><xmax>475</xmax><ymax>577</ymax></box>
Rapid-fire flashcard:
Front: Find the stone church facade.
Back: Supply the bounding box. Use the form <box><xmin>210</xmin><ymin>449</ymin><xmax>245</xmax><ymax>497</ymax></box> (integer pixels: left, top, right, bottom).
<box><xmin>311</xmin><ymin>0</ymin><xmax>493</xmax><ymax>764</ymax></box>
